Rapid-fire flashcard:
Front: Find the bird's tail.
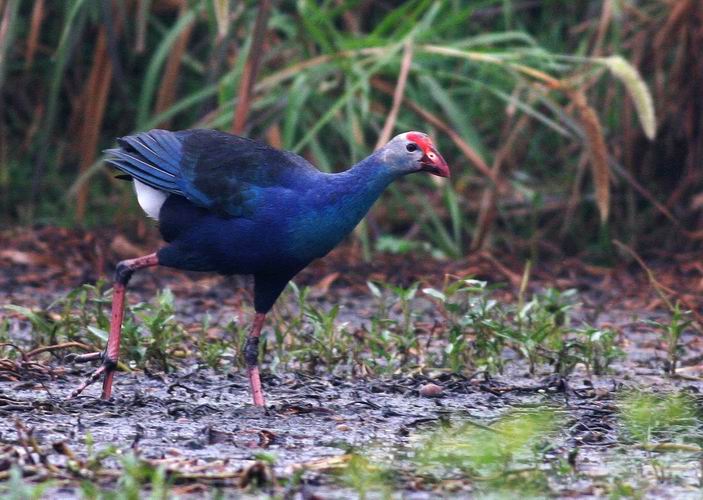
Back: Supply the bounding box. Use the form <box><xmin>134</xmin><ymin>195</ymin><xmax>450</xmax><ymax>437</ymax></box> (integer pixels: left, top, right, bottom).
<box><xmin>104</xmin><ymin>130</ymin><xmax>184</xmax><ymax>196</ymax></box>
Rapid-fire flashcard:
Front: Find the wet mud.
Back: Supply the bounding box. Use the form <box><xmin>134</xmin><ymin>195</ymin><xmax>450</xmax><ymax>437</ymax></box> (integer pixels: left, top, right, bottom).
<box><xmin>1</xmin><ymin>229</ymin><xmax>703</xmax><ymax>497</ymax></box>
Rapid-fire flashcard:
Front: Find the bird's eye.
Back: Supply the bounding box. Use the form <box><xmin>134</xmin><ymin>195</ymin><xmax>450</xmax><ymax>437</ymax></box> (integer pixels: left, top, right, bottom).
<box><xmin>406</xmin><ymin>143</ymin><xmax>418</xmax><ymax>152</ymax></box>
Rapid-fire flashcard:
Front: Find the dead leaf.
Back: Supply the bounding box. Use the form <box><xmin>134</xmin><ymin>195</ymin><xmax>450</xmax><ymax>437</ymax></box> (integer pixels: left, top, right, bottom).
<box><xmin>0</xmin><ymin>249</ymin><xmax>43</xmax><ymax>265</ymax></box>
<box><xmin>312</xmin><ymin>272</ymin><xmax>340</xmax><ymax>295</ymax></box>
<box><xmin>110</xmin><ymin>235</ymin><xmax>145</xmax><ymax>258</ymax></box>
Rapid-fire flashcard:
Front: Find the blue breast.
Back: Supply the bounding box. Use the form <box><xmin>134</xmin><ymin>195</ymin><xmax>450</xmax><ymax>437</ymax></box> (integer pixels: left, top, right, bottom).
<box><xmin>157</xmin><ymin>154</ymin><xmax>398</xmax><ymax>276</ymax></box>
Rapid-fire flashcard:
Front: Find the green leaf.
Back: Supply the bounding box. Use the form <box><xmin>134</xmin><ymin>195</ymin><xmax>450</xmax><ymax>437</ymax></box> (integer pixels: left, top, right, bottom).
<box><xmin>87</xmin><ymin>325</ymin><xmax>108</xmax><ymax>343</ymax></box>
<box><xmin>136</xmin><ymin>6</ymin><xmax>199</xmax><ymax>128</ymax></box>
<box><xmin>422</xmin><ymin>288</ymin><xmax>446</xmax><ymax>302</ymax></box>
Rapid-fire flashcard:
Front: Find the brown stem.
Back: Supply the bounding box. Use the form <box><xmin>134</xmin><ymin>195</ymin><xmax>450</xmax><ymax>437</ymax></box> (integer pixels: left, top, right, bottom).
<box><xmin>232</xmin><ymin>0</ymin><xmax>272</xmax><ymax>134</ymax></box>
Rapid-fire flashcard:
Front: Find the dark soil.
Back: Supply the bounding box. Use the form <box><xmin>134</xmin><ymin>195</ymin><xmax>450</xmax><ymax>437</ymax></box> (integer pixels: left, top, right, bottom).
<box><xmin>1</xmin><ymin>227</ymin><xmax>703</xmax><ymax>497</ymax></box>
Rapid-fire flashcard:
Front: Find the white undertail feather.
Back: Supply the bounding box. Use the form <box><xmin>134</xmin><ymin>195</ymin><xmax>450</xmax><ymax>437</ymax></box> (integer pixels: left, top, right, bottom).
<box><xmin>134</xmin><ymin>180</ymin><xmax>167</xmax><ymax>220</ymax></box>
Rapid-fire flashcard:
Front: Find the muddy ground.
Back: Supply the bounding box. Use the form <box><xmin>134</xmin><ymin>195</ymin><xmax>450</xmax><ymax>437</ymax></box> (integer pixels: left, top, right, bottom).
<box><xmin>1</xmin><ymin>228</ymin><xmax>703</xmax><ymax>498</ymax></box>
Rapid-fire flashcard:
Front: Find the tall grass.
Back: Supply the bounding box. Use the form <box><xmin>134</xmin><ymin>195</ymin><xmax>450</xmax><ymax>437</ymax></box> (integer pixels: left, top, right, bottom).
<box><xmin>1</xmin><ymin>0</ymin><xmax>695</xmax><ymax>257</ymax></box>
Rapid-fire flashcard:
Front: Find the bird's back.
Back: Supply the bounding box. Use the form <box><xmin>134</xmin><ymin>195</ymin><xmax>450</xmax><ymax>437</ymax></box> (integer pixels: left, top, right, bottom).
<box><xmin>105</xmin><ymin>128</ymin><xmax>396</xmax><ymax>279</ymax></box>
<box><xmin>106</xmin><ymin>129</ymin><xmax>327</xmax><ymax>275</ymax></box>
<box><xmin>106</xmin><ymin>128</ymin><xmax>318</xmax><ymax>219</ymax></box>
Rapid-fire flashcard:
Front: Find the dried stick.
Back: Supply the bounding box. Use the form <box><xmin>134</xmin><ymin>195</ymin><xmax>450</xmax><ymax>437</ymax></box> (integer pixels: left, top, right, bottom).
<box><xmin>232</xmin><ymin>0</ymin><xmax>271</xmax><ymax>134</ymax></box>
<box><xmin>613</xmin><ymin>240</ymin><xmax>703</xmax><ymax>328</ymax></box>
<box><xmin>375</xmin><ymin>40</ymin><xmax>414</xmax><ymax>149</ymax></box>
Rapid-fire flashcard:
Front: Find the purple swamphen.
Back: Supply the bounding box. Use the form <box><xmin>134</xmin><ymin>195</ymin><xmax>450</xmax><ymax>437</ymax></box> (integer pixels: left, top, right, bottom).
<box><xmin>69</xmin><ymin>129</ymin><xmax>449</xmax><ymax>406</ymax></box>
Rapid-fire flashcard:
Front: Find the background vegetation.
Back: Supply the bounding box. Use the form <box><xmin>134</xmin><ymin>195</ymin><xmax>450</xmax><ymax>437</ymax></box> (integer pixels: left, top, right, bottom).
<box><xmin>1</xmin><ymin>3</ymin><xmax>702</xmax><ymax>496</ymax></box>
<box><xmin>1</xmin><ymin>0</ymin><xmax>701</xmax><ymax>259</ymax></box>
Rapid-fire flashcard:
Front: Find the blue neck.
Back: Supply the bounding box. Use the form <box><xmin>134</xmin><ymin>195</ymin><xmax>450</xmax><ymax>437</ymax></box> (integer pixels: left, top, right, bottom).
<box><xmin>324</xmin><ymin>150</ymin><xmax>400</xmax><ymax>214</ymax></box>
<box><xmin>289</xmin><ymin>152</ymin><xmax>401</xmax><ymax>260</ymax></box>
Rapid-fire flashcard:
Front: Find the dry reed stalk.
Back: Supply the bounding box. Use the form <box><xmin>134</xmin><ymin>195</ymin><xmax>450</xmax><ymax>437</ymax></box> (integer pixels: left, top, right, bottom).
<box><xmin>0</xmin><ymin>125</ymin><xmax>6</xmax><ymax>215</ymax></box>
<box><xmin>265</xmin><ymin>123</ymin><xmax>282</xmax><ymax>148</ymax></box>
<box><xmin>0</xmin><ymin>0</ymin><xmax>18</xmax><ymax>91</ymax></box>
<box><xmin>213</xmin><ymin>0</ymin><xmax>230</xmax><ymax>40</ymax></box>
<box><xmin>471</xmin><ymin>112</ymin><xmax>530</xmax><ymax>251</ymax></box>
<box><xmin>153</xmin><ymin>0</ymin><xmax>185</xmax><ymax>12</ymax></box>
<box><xmin>375</xmin><ymin>40</ymin><xmax>413</xmax><ymax>149</ymax></box>
<box><xmin>154</xmin><ymin>2</ymin><xmax>194</xmax><ymax>128</ymax></box>
<box><xmin>75</xmin><ymin>28</ymin><xmax>113</xmax><ymax>222</ymax></box>
<box><xmin>232</xmin><ymin>0</ymin><xmax>272</xmax><ymax>134</ymax></box>
<box><xmin>622</xmin><ymin>31</ymin><xmax>647</xmax><ymax>241</ymax></box>
<box><xmin>613</xmin><ymin>240</ymin><xmax>703</xmax><ymax>329</ymax></box>
<box><xmin>559</xmin><ymin>152</ymin><xmax>588</xmax><ymax>239</ymax></box>
<box><xmin>569</xmin><ymin>89</ymin><xmax>610</xmax><ymax>224</ymax></box>
<box><xmin>21</xmin><ymin>102</ymin><xmax>42</xmax><ymax>150</ymax></box>
<box><xmin>135</xmin><ymin>0</ymin><xmax>150</xmax><ymax>53</ymax></box>
<box><xmin>258</xmin><ymin>48</ymin><xmax>382</xmax><ymax>87</ymax></box>
<box><xmin>24</xmin><ymin>0</ymin><xmax>44</xmax><ymax>70</ymax></box>
<box><xmin>653</xmin><ymin>0</ymin><xmax>690</xmax><ymax>51</ymax></box>
<box><xmin>590</xmin><ymin>0</ymin><xmax>613</xmax><ymax>57</ymax></box>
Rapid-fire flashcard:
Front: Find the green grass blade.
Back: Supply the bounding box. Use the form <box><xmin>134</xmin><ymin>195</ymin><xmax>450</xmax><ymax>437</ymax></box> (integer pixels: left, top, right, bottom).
<box><xmin>0</xmin><ymin>0</ymin><xmax>20</xmax><ymax>93</ymax></box>
<box><xmin>136</xmin><ymin>5</ymin><xmax>199</xmax><ymax>129</ymax></box>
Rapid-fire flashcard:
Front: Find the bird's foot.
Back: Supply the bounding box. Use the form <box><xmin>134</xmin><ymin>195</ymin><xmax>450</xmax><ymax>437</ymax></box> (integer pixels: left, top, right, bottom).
<box><xmin>68</xmin><ymin>365</ymin><xmax>108</xmax><ymax>399</ymax></box>
<box><xmin>66</xmin><ymin>353</ymin><xmax>116</xmax><ymax>399</ymax></box>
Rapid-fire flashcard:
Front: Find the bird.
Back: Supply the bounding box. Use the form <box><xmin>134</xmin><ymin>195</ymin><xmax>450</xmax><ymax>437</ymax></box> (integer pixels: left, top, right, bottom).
<box><xmin>68</xmin><ymin>128</ymin><xmax>449</xmax><ymax>406</ymax></box>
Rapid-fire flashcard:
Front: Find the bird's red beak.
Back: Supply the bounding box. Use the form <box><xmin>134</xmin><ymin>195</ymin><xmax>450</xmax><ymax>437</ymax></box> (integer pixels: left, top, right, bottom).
<box><xmin>420</xmin><ymin>147</ymin><xmax>450</xmax><ymax>178</ymax></box>
<box><xmin>406</xmin><ymin>132</ymin><xmax>450</xmax><ymax>178</ymax></box>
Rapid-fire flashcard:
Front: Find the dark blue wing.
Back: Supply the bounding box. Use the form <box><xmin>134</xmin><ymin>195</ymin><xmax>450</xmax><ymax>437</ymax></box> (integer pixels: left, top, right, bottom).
<box><xmin>105</xmin><ymin>129</ymin><xmax>317</xmax><ymax>217</ymax></box>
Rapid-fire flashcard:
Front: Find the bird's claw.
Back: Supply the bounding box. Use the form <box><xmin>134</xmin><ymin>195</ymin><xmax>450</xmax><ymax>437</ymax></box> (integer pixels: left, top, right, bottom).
<box><xmin>65</xmin><ymin>350</ymin><xmax>108</xmax><ymax>398</ymax></box>
<box><xmin>67</xmin><ymin>351</ymin><xmax>117</xmax><ymax>399</ymax></box>
<box><xmin>68</xmin><ymin>364</ymin><xmax>108</xmax><ymax>399</ymax></box>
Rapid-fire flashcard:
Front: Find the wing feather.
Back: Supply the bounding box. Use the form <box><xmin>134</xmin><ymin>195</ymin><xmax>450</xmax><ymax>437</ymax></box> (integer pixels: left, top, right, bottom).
<box><xmin>105</xmin><ymin>128</ymin><xmax>316</xmax><ymax>218</ymax></box>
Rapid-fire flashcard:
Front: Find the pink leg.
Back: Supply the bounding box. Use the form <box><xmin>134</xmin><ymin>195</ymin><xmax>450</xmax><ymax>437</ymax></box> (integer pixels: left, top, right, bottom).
<box><xmin>244</xmin><ymin>312</ymin><xmax>267</xmax><ymax>407</ymax></box>
<box><xmin>69</xmin><ymin>253</ymin><xmax>159</xmax><ymax>399</ymax></box>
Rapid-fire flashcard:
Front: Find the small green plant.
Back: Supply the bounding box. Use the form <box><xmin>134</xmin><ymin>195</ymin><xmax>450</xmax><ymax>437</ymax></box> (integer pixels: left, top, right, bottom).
<box><xmin>375</xmin><ymin>235</ymin><xmax>446</xmax><ymax>259</ymax></box>
<box><xmin>0</xmin><ymin>317</ymin><xmax>9</xmax><ymax>344</ymax></box>
<box><xmin>79</xmin><ymin>452</ymin><xmax>170</xmax><ymax>500</ymax></box>
<box><xmin>424</xmin><ymin>278</ymin><xmax>506</xmax><ymax>374</ymax></box>
<box><xmin>363</xmin><ymin>317</ymin><xmax>398</xmax><ymax>374</ymax></box>
<box><xmin>4</xmin><ymin>281</ymin><xmax>111</xmax><ymax>347</ymax></box>
<box><xmin>107</xmin><ymin>288</ymin><xmax>188</xmax><ymax>371</ymax></box>
<box><xmin>372</xmin><ymin>281</ymin><xmax>421</xmax><ymax>364</ymax></box>
<box><xmin>118</xmin><ymin>453</ymin><xmax>169</xmax><ymax>500</ymax></box>
<box><xmin>274</xmin><ymin>282</ymin><xmax>357</xmax><ymax>374</ymax></box>
<box><xmin>646</xmin><ymin>302</ymin><xmax>693</xmax><ymax>376</ymax></box>
<box><xmin>548</xmin><ymin>325</ymin><xmax>623</xmax><ymax>377</ymax></box>
<box><xmin>268</xmin><ymin>282</ymin><xmax>310</xmax><ymax>371</ymax></box>
<box><xmin>3</xmin><ymin>283</ymin><xmax>189</xmax><ymax>370</ymax></box>
<box><xmin>608</xmin><ymin>477</ymin><xmax>646</xmax><ymax>499</ymax></box>
<box><xmin>0</xmin><ymin>467</ymin><xmax>53</xmax><ymax>500</ymax></box>
<box><xmin>82</xmin><ymin>432</ymin><xmax>119</xmax><ymax>473</ymax></box>
<box><xmin>576</xmin><ymin>326</ymin><xmax>623</xmax><ymax>375</ymax></box>
<box><xmin>364</xmin><ymin>281</ymin><xmax>407</xmax><ymax>374</ymax></box>
<box><xmin>494</xmin><ymin>287</ymin><xmax>577</xmax><ymax>375</ymax></box>
<box><xmin>338</xmin><ymin>454</ymin><xmax>391</xmax><ymax>500</ymax></box>
<box><xmin>423</xmin><ymin>279</ymin><xmax>593</xmax><ymax>376</ymax></box>
<box><xmin>414</xmin><ymin>409</ymin><xmax>558</xmax><ymax>495</ymax></box>
<box><xmin>199</xmin><ymin>338</ymin><xmax>233</xmax><ymax>371</ymax></box>
<box><xmin>619</xmin><ymin>391</ymin><xmax>696</xmax><ymax>444</ymax></box>
<box><xmin>616</xmin><ymin>390</ymin><xmax>698</xmax><ymax>491</ymax></box>
<box><xmin>303</xmin><ymin>300</ymin><xmax>346</xmax><ymax>367</ymax></box>
<box><xmin>195</xmin><ymin>313</ymin><xmax>224</xmax><ymax>370</ymax></box>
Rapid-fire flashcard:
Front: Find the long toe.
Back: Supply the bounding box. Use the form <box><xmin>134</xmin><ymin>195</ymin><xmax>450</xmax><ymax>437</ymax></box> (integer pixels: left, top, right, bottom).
<box><xmin>68</xmin><ymin>364</ymin><xmax>110</xmax><ymax>399</ymax></box>
<box><xmin>65</xmin><ymin>351</ymin><xmax>103</xmax><ymax>364</ymax></box>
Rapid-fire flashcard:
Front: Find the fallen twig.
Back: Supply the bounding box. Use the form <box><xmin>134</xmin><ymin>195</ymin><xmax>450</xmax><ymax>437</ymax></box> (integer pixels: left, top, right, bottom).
<box><xmin>613</xmin><ymin>240</ymin><xmax>703</xmax><ymax>329</ymax></box>
<box><xmin>26</xmin><ymin>341</ymin><xmax>95</xmax><ymax>359</ymax></box>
